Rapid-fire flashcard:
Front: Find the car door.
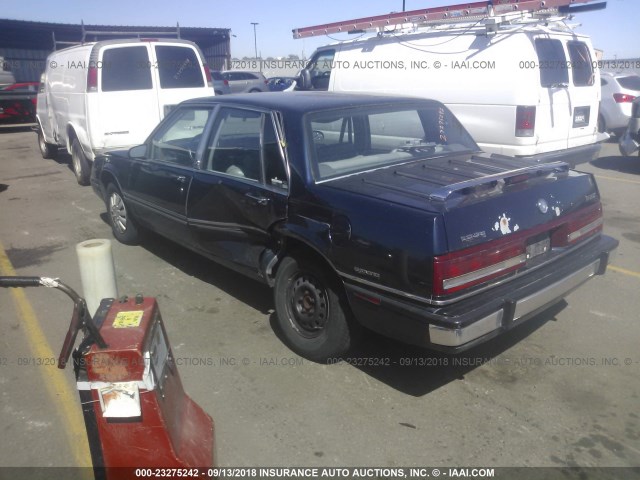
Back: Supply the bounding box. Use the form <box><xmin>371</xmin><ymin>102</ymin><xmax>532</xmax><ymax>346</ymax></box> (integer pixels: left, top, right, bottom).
<box><xmin>126</xmin><ymin>105</ymin><xmax>214</xmax><ymax>245</ymax></box>
<box><xmin>187</xmin><ymin>106</ymin><xmax>289</xmax><ymax>275</ymax></box>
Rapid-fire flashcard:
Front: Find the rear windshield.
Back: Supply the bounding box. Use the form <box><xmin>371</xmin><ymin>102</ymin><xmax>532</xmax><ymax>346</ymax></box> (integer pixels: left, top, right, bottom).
<box><xmin>308</xmin><ymin>104</ymin><xmax>478</xmax><ymax>181</ymax></box>
<box><xmin>535</xmin><ymin>38</ymin><xmax>569</xmax><ymax>87</ymax></box>
<box><xmin>567</xmin><ymin>41</ymin><xmax>594</xmax><ymax>86</ymax></box>
<box><xmin>618</xmin><ymin>75</ymin><xmax>640</xmax><ymax>91</ymax></box>
<box><xmin>101</xmin><ymin>46</ymin><xmax>152</xmax><ymax>92</ymax></box>
<box><xmin>155</xmin><ymin>46</ymin><xmax>205</xmax><ymax>89</ymax></box>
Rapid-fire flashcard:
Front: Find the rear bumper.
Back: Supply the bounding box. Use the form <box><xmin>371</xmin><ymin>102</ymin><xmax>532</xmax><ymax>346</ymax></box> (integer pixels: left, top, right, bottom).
<box><xmin>343</xmin><ymin>234</ymin><xmax>618</xmax><ymax>353</ymax></box>
<box><xmin>509</xmin><ymin>141</ymin><xmax>603</xmax><ymax>167</ymax></box>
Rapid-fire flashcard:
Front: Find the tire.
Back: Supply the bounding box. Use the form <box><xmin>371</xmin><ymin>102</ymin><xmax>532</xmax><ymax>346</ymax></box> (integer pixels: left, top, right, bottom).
<box><xmin>70</xmin><ymin>138</ymin><xmax>91</xmax><ymax>186</ymax></box>
<box><xmin>37</xmin><ymin>128</ymin><xmax>57</xmax><ymax>159</ymax></box>
<box><xmin>274</xmin><ymin>255</ymin><xmax>358</xmax><ymax>362</ymax></box>
<box><xmin>106</xmin><ymin>183</ymin><xmax>139</xmax><ymax>245</ymax></box>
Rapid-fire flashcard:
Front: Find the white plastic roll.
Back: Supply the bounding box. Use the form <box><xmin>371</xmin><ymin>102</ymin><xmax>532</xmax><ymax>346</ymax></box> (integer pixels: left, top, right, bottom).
<box><xmin>76</xmin><ymin>239</ymin><xmax>118</xmax><ymax>316</ymax></box>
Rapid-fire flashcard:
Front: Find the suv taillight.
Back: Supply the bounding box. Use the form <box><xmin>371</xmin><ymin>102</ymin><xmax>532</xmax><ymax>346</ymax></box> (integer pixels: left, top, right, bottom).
<box><xmin>433</xmin><ymin>201</ymin><xmax>603</xmax><ymax>297</ymax></box>
<box><xmin>515</xmin><ymin>106</ymin><xmax>536</xmax><ymax>137</ymax></box>
<box><xmin>87</xmin><ymin>66</ymin><xmax>98</xmax><ymax>92</ymax></box>
<box><xmin>613</xmin><ymin>93</ymin><xmax>636</xmax><ymax>103</ymax></box>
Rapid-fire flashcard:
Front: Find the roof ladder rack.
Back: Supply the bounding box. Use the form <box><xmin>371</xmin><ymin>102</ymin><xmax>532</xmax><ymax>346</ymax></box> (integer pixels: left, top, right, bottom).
<box><xmin>292</xmin><ymin>0</ymin><xmax>606</xmax><ymax>39</ymax></box>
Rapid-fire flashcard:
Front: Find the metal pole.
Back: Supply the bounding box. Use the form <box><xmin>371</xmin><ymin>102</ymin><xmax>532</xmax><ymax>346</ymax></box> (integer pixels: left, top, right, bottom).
<box><xmin>403</xmin><ymin>0</ymin><xmax>406</xmax><ymax>12</ymax></box>
<box><xmin>251</xmin><ymin>22</ymin><xmax>259</xmax><ymax>71</ymax></box>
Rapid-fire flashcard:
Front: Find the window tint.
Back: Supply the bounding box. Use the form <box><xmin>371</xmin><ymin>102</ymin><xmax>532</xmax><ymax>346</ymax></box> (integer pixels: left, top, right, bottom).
<box><xmin>618</xmin><ymin>75</ymin><xmax>640</xmax><ymax>91</ymax></box>
<box><xmin>535</xmin><ymin>39</ymin><xmax>569</xmax><ymax>87</ymax></box>
<box><xmin>149</xmin><ymin>107</ymin><xmax>212</xmax><ymax>165</ymax></box>
<box><xmin>101</xmin><ymin>46</ymin><xmax>152</xmax><ymax>92</ymax></box>
<box><xmin>155</xmin><ymin>46</ymin><xmax>205</xmax><ymax>89</ymax></box>
<box><xmin>206</xmin><ymin>108</ymin><xmax>263</xmax><ymax>181</ymax></box>
<box><xmin>211</xmin><ymin>71</ymin><xmax>224</xmax><ymax>81</ymax></box>
<box><xmin>567</xmin><ymin>42</ymin><xmax>594</xmax><ymax>87</ymax></box>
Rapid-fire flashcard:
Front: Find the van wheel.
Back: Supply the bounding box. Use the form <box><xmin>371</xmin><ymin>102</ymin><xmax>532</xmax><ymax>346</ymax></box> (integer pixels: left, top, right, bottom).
<box><xmin>106</xmin><ymin>183</ymin><xmax>139</xmax><ymax>245</ymax></box>
<box><xmin>70</xmin><ymin>138</ymin><xmax>90</xmax><ymax>186</ymax></box>
<box><xmin>597</xmin><ymin>115</ymin><xmax>606</xmax><ymax>134</ymax></box>
<box><xmin>274</xmin><ymin>255</ymin><xmax>358</xmax><ymax>362</ymax></box>
<box><xmin>37</xmin><ymin>128</ymin><xmax>57</xmax><ymax>159</ymax></box>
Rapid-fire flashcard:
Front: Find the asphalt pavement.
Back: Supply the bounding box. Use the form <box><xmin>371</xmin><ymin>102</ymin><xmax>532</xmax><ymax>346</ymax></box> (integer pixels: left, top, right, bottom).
<box><xmin>0</xmin><ymin>129</ymin><xmax>639</xmax><ymax>471</ymax></box>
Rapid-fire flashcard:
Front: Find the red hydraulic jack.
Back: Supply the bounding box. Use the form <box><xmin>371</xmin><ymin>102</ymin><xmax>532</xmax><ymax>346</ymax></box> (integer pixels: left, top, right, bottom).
<box><xmin>0</xmin><ymin>276</ymin><xmax>215</xmax><ymax>479</ymax></box>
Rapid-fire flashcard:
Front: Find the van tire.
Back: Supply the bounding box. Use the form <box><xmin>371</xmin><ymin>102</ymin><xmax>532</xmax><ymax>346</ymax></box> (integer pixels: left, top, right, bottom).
<box><xmin>106</xmin><ymin>183</ymin><xmax>139</xmax><ymax>245</ymax></box>
<box><xmin>70</xmin><ymin>138</ymin><xmax>91</xmax><ymax>186</ymax></box>
<box><xmin>37</xmin><ymin>128</ymin><xmax>57</xmax><ymax>159</ymax></box>
<box><xmin>274</xmin><ymin>255</ymin><xmax>358</xmax><ymax>362</ymax></box>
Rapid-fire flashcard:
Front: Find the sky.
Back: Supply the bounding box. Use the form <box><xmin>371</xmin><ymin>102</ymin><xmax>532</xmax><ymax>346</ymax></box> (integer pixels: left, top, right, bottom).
<box><xmin>3</xmin><ymin>0</ymin><xmax>639</xmax><ymax>60</ymax></box>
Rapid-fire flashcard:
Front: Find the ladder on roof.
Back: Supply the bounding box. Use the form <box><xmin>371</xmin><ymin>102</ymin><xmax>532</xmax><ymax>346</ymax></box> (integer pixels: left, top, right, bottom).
<box><xmin>292</xmin><ymin>0</ymin><xmax>606</xmax><ymax>39</ymax></box>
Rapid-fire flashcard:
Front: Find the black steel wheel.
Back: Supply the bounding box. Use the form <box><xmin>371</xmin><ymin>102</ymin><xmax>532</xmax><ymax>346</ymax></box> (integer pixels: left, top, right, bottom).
<box><xmin>106</xmin><ymin>183</ymin><xmax>138</xmax><ymax>245</ymax></box>
<box><xmin>274</xmin><ymin>255</ymin><xmax>357</xmax><ymax>362</ymax></box>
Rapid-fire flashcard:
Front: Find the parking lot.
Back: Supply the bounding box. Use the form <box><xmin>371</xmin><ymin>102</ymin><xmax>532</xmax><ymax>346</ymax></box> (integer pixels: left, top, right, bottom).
<box><xmin>0</xmin><ymin>128</ymin><xmax>639</xmax><ymax>470</ymax></box>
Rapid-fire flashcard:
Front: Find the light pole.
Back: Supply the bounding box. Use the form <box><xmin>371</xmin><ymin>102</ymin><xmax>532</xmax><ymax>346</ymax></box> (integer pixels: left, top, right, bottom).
<box><xmin>402</xmin><ymin>0</ymin><xmax>406</xmax><ymax>11</ymax></box>
<box><xmin>251</xmin><ymin>22</ymin><xmax>259</xmax><ymax>70</ymax></box>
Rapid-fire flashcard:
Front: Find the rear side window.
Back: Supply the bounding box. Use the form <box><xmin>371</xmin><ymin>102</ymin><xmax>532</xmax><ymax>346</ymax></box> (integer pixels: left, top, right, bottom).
<box><xmin>101</xmin><ymin>46</ymin><xmax>152</xmax><ymax>92</ymax></box>
<box><xmin>535</xmin><ymin>39</ymin><xmax>569</xmax><ymax>88</ymax></box>
<box><xmin>618</xmin><ymin>75</ymin><xmax>640</xmax><ymax>91</ymax></box>
<box><xmin>155</xmin><ymin>46</ymin><xmax>205</xmax><ymax>89</ymax></box>
<box><xmin>567</xmin><ymin>41</ymin><xmax>594</xmax><ymax>87</ymax></box>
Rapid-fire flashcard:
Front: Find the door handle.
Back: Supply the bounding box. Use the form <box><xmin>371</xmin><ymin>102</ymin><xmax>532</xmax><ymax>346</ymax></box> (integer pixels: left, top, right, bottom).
<box><xmin>245</xmin><ymin>192</ymin><xmax>270</xmax><ymax>206</ymax></box>
<box><xmin>176</xmin><ymin>175</ymin><xmax>187</xmax><ymax>182</ymax></box>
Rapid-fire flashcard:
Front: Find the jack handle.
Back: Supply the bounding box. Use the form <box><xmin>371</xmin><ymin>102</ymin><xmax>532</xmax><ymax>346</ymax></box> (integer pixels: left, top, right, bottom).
<box><xmin>0</xmin><ymin>276</ymin><xmax>108</xmax><ymax>369</ymax></box>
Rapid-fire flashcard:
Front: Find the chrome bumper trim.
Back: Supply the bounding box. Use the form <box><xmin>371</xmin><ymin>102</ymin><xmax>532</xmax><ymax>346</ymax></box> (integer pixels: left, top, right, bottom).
<box><xmin>429</xmin><ymin>259</ymin><xmax>601</xmax><ymax>347</ymax></box>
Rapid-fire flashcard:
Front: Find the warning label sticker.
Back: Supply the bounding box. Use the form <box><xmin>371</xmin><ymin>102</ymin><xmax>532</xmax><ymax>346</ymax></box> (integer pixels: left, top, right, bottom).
<box><xmin>112</xmin><ymin>310</ymin><xmax>144</xmax><ymax>328</ymax></box>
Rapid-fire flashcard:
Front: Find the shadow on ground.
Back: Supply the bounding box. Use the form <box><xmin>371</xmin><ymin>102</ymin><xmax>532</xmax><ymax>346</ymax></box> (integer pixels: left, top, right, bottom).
<box><xmin>591</xmin><ymin>155</ymin><xmax>640</xmax><ymax>175</ymax></box>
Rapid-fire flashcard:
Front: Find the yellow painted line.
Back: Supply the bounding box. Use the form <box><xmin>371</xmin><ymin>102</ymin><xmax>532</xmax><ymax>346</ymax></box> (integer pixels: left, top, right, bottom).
<box><xmin>0</xmin><ymin>241</ymin><xmax>92</xmax><ymax>468</ymax></box>
<box><xmin>609</xmin><ymin>265</ymin><xmax>640</xmax><ymax>279</ymax></box>
<box><xmin>595</xmin><ymin>174</ymin><xmax>640</xmax><ymax>185</ymax></box>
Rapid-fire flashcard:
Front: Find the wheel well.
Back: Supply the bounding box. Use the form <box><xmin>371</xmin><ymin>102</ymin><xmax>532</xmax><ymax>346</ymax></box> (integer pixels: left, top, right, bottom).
<box><xmin>275</xmin><ymin>237</ymin><xmax>342</xmax><ymax>286</ymax></box>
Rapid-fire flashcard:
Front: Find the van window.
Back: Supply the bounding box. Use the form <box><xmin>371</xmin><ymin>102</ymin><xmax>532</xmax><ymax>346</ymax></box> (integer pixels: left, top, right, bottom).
<box><xmin>101</xmin><ymin>46</ymin><xmax>152</xmax><ymax>92</ymax></box>
<box><xmin>155</xmin><ymin>46</ymin><xmax>205</xmax><ymax>89</ymax></box>
<box><xmin>535</xmin><ymin>39</ymin><xmax>569</xmax><ymax>87</ymax></box>
<box><xmin>306</xmin><ymin>50</ymin><xmax>335</xmax><ymax>91</ymax></box>
<box><xmin>567</xmin><ymin>42</ymin><xmax>594</xmax><ymax>87</ymax></box>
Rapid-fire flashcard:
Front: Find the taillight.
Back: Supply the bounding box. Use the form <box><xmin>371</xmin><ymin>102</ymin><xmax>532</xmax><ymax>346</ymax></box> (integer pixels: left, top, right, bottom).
<box><xmin>613</xmin><ymin>93</ymin><xmax>636</xmax><ymax>103</ymax></box>
<box><xmin>204</xmin><ymin>67</ymin><xmax>213</xmax><ymax>88</ymax></box>
<box><xmin>224</xmin><ymin>80</ymin><xmax>229</xmax><ymax>86</ymax></box>
<box><xmin>433</xmin><ymin>201</ymin><xmax>603</xmax><ymax>297</ymax></box>
<box><xmin>433</xmin><ymin>239</ymin><xmax>526</xmax><ymax>296</ymax></box>
<box><xmin>87</xmin><ymin>66</ymin><xmax>98</xmax><ymax>92</ymax></box>
<box><xmin>515</xmin><ymin>105</ymin><xmax>536</xmax><ymax>137</ymax></box>
<box><xmin>551</xmin><ymin>202</ymin><xmax>603</xmax><ymax>247</ymax></box>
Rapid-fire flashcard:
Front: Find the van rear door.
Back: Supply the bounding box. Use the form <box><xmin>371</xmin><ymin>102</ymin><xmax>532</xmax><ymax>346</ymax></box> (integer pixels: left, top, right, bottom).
<box><xmin>565</xmin><ymin>40</ymin><xmax>598</xmax><ymax>149</ymax></box>
<box><xmin>150</xmin><ymin>43</ymin><xmax>211</xmax><ymax>119</ymax></box>
<box><xmin>534</xmin><ymin>38</ymin><xmax>571</xmax><ymax>152</ymax></box>
<box><xmin>94</xmin><ymin>44</ymin><xmax>160</xmax><ymax>153</ymax></box>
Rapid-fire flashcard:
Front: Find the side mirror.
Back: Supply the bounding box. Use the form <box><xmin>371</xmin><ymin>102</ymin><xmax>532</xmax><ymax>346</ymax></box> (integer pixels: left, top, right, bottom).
<box><xmin>296</xmin><ymin>69</ymin><xmax>312</xmax><ymax>90</ymax></box>
<box><xmin>129</xmin><ymin>145</ymin><xmax>147</xmax><ymax>159</ymax></box>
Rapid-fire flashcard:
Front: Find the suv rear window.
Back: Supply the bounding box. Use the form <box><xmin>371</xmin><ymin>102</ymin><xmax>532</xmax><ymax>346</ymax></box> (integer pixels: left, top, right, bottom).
<box><xmin>535</xmin><ymin>39</ymin><xmax>569</xmax><ymax>88</ymax></box>
<box><xmin>101</xmin><ymin>46</ymin><xmax>152</xmax><ymax>92</ymax></box>
<box><xmin>618</xmin><ymin>75</ymin><xmax>640</xmax><ymax>91</ymax></box>
<box><xmin>155</xmin><ymin>46</ymin><xmax>205</xmax><ymax>89</ymax></box>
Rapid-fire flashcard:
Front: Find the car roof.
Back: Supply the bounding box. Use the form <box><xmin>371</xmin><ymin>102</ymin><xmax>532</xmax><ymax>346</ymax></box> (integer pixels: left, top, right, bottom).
<box><xmin>182</xmin><ymin>91</ymin><xmax>440</xmax><ymax>114</ymax></box>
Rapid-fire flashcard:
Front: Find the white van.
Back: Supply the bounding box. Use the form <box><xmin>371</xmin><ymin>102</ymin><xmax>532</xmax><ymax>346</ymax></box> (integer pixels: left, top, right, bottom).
<box><xmin>295</xmin><ymin>21</ymin><xmax>605</xmax><ymax>166</ymax></box>
<box><xmin>36</xmin><ymin>39</ymin><xmax>213</xmax><ymax>185</ymax></box>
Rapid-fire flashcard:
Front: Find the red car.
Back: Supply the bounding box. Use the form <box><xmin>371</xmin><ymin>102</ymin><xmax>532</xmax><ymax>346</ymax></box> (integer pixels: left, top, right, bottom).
<box><xmin>0</xmin><ymin>82</ymin><xmax>39</xmax><ymax>126</ymax></box>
